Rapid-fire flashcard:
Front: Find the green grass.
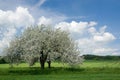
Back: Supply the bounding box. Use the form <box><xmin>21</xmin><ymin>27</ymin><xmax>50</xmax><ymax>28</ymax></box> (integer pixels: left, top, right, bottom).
<box><xmin>0</xmin><ymin>74</ymin><xmax>120</xmax><ymax>80</ymax></box>
<box><xmin>0</xmin><ymin>60</ymin><xmax>120</xmax><ymax>80</ymax></box>
<box><xmin>81</xmin><ymin>60</ymin><xmax>120</xmax><ymax>68</ymax></box>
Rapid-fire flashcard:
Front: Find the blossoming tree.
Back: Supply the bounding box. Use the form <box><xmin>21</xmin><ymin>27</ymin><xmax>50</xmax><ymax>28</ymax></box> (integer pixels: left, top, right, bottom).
<box><xmin>5</xmin><ymin>25</ymin><xmax>83</xmax><ymax>69</ymax></box>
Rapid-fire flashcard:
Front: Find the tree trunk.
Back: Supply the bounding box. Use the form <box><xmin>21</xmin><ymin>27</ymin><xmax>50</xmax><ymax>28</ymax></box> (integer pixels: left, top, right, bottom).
<box><xmin>47</xmin><ymin>60</ymin><xmax>51</xmax><ymax>68</ymax></box>
<box><xmin>40</xmin><ymin>55</ymin><xmax>45</xmax><ymax>69</ymax></box>
<box><xmin>39</xmin><ymin>51</ymin><xmax>47</xmax><ymax>69</ymax></box>
<box><xmin>47</xmin><ymin>55</ymin><xmax>51</xmax><ymax>68</ymax></box>
<box><xmin>40</xmin><ymin>60</ymin><xmax>45</xmax><ymax>69</ymax></box>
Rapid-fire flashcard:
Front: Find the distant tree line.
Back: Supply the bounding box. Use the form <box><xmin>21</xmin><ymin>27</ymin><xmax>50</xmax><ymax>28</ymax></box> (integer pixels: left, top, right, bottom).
<box><xmin>84</xmin><ymin>55</ymin><xmax>120</xmax><ymax>61</ymax></box>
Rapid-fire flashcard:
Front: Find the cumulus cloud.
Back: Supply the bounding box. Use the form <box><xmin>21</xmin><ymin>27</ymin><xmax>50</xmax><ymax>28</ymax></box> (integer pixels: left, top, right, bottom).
<box><xmin>88</xmin><ymin>27</ymin><xmax>97</xmax><ymax>35</ymax></box>
<box><xmin>0</xmin><ymin>27</ymin><xmax>16</xmax><ymax>47</ymax></box>
<box><xmin>55</xmin><ymin>21</ymin><xmax>97</xmax><ymax>34</ymax></box>
<box><xmin>37</xmin><ymin>16</ymin><xmax>67</xmax><ymax>26</ymax></box>
<box><xmin>0</xmin><ymin>6</ymin><xmax>34</xmax><ymax>28</ymax></box>
<box><xmin>88</xmin><ymin>21</ymin><xmax>97</xmax><ymax>27</ymax></box>
<box><xmin>55</xmin><ymin>21</ymin><xmax>117</xmax><ymax>55</ymax></box>
<box><xmin>88</xmin><ymin>26</ymin><xmax>115</xmax><ymax>42</ymax></box>
<box><xmin>38</xmin><ymin>16</ymin><xmax>52</xmax><ymax>25</ymax></box>
<box><xmin>76</xmin><ymin>36</ymin><xmax>117</xmax><ymax>55</ymax></box>
<box><xmin>90</xmin><ymin>26</ymin><xmax>116</xmax><ymax>42</ymax></box>
<box><xmin>0</xmin><ymin>6</ymin><xmax>34</xmax><ymax>54</ymax></box>
<box><xmin>93</xmin><ymin>32</ymin><xmax>115</xmax><ymax>42</ymax></box>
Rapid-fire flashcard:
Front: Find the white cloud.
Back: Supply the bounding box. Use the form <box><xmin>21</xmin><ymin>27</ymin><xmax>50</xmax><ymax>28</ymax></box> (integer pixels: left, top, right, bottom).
<box><xmin>76</xmin><ymin>38</ymin><xmax>117</xmax><ymax>56</ymax></box>
<box><xmin>0</xmin><ymin>6</ymin><xmax>35</xmax><ymax>54</ymax></box>
<box><xmin>0</xmin><ymin>27</ymin><xmax>16</xmax><ymax>49</ymax></box>
<box><xmin>37</xmin><ymin>16</ymin><xmax>67</xmax><ymax>26</ymax></box>
<box><xmin>88</xmin><ymin>26</ymin><xmax>115</xmax><ymax>42</ymax></box>
<box><xmin>3</xmin><ymin>28</ymin><xmax>16</xmax><ymax>38</ymax></box>
<box><xmin>76</xmin><ymin>38</ymin><xmax>96</xmax><ymax>55</ymax></box>
<box><xmin>111</xmin><ymin>52</ymin><xmax>120</xmax><ymax>56</ymax></box>
<box><xmin>55</xmin><ymin>21</ymin><xmax>97</xmax><ymax>34</ymax></box>
<box><xmin>88</xmin><ymin>27</ymin><xmax>97</xmax><ymax>35</ymax></box>
<box><xmin>93</xmin><ymin>32</ymin><xmax>116</xmax><ymax>42</ymax></box>
<box><xmin>88</xmin><ymin>21</ymin><xmax>97</xmax><ymax>27</ymax></box>
<box><xmin>93</xmin><ymin>48</ymin><xmax>119</xmax><ymax>55</ymax></box>
<box><xmin>55</xmin><ymin>21</ymin><xmax>117</xmax><ymax>55</ymax></box>
<box><xmin>38</xmin><ymin>16</ymin><xmax>52</xmax><ymax>25</ymax></box>
<box><xmin>0</xmin><ymin>6</ymin><xmax>34</xmax><ymax>28</ymax></box>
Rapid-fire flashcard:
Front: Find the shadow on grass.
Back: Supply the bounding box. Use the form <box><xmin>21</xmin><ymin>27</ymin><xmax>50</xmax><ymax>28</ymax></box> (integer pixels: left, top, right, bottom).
<box><xmin>7</xmin><ymin>67</ymin><xmax>85</xmax><ymax>75</ymax></box>
<box><xmin>0</xmin><ymin>67</ymin><xmax>120</xmax><ymax>75</ymax></box>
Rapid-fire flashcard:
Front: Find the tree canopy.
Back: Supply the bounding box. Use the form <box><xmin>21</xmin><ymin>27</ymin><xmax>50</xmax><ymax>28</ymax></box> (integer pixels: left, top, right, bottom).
<box><xmin>5</xmin><ymin>25</ymin><xmax>83</xmax><ymax>69</ymax></box>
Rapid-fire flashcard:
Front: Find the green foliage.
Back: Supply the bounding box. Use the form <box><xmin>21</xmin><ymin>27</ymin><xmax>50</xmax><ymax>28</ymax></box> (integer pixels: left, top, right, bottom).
<box><xmin>0</xmin><ymin>57</ymin><xmax>7</xmax><ymax>64</ymax></box>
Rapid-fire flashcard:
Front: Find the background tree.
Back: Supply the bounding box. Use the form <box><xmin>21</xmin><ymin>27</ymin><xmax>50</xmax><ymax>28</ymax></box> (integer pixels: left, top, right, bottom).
<box><xmin>5</xmin><ymin>25</ymin><xmax>83</xmax><ymax>69</ymax></box>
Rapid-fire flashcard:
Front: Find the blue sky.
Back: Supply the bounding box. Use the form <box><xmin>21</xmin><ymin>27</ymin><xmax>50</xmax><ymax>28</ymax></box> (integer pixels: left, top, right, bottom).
<box><xmin>42</xmin><ymin>0</ymin><xmax>120</xmax><ymax>28</ymax></box>
<box><xmin>0</xmin><ymin>0</ymin><xmax>120</xmax><ymax>56</ymax></box>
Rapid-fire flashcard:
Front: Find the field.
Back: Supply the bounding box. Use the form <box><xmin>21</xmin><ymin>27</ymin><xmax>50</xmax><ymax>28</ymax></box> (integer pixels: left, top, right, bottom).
<box><xmin>0</xmin><ymin>60</ymin><xmax>120</xmax><ymax>80</ymax></box>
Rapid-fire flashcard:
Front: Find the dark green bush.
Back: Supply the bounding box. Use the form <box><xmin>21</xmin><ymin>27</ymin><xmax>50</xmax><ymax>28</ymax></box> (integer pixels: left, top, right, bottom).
<box><xmin>0</xmin><ymin>57</ymin><xmax>7</xmax><ymax>64</ymax></box>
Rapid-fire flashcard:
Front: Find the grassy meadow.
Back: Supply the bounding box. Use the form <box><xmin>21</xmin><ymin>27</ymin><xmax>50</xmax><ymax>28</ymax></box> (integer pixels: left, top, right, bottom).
<box><xmin>0</xmin><ymin>60</ymin><xmax>120</xmax><ymax>80</ymax></box>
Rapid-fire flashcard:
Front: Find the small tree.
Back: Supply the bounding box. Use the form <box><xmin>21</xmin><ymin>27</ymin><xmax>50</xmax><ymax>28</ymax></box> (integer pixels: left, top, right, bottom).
<box><xmin>5</xmin><ymin>25</ymin><xmax>83</xmax><ymax>69</ymax></box>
